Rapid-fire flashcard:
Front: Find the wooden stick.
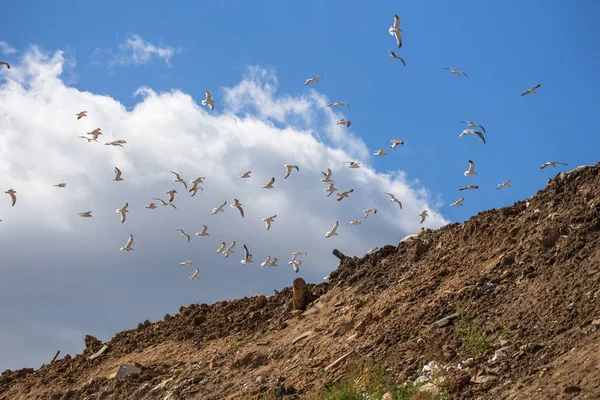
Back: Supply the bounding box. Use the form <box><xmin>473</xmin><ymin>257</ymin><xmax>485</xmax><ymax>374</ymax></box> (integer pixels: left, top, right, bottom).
<box><xmin>50</xmin><ymin>350</ymin><xmax>60</xmax><ymax>364</ymax></box>
<box><xmin>332</xmin><ymin>248</ymin><xmax>347</xmax><ymax>261</ymax></box>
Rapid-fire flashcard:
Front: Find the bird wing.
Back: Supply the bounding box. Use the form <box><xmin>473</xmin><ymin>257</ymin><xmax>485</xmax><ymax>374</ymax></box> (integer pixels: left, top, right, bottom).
<box><xmin>399</xmin><ymin>57</ymin><xmax>406</xmax><ymax>66</ymax></box>
<box><xmin>126</xmin><ymin>235</ymin><xmax>134</xmax><ymax>248</ymax></box>
<box><xmin>385</xmin><ymin>192</ymin><xmax>397</xmax><ymax>201</ymax></box>
<box><xmin>237</xmin><ymin>205</ymin><xmax>244</xmax><ymax>217</ymax></box>
<box><xmin>478</xmin><ymin>124</ymin><xmax>486</xmax><ymax>133</ymax></box>
<box><xmin>114</xmin><ymin>167</ymin><xmax>122</xmax><ymax>179</ymax></box>
<box><xmin>393</xmin><ymin>14</ymin><xmax>400</xmax><ymax>29</ymax></box>
<box><xmin>475</xmin><ymin>131</ymin><xmax>486</xmax><ymax>144</ymax></box>
<box><xmin>243</xmin><ymin>244</ymin><xmax>250</xmax><ymax>260</ymax></box>
<box><xmin>267</xmin><ymin>177</ymin><xmax>275</xmax><ymax>186</ymax></box>
<box><xmin>332</xmin><ymin>221</ymin><xmax>339</xmax><ymax>232</ymax></box>
<box><xmin>394</xmin><ymin>31</ymin><xmax>402</xmax><ymax>48</ymax></box>
<box><xmin>171</xmin><ymin>171</ymin><xmax>182</xmax><ymax>180</ymax></box>
<box><xmin>468</xmin><ymin>160</ymin><xmax>475</xmax><ymax>174</ymax></box>
<box><xmin>205</xmin><ymin>91</ymin><xmax>212</xmax><ymax>101</ymax></box>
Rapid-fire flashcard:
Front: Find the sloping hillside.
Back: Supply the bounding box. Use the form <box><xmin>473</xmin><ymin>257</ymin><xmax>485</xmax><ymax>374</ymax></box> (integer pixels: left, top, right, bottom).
<box><xmin>2</xmin><ymin>164</ymin><xmax>600</xmax><ymax>400</ymax></box>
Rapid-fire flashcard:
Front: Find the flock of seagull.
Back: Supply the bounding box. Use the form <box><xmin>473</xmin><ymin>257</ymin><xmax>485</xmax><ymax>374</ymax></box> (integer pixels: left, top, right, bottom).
<box><xmin>0</xmin><ymin>15</ymin><xmax>575</xmax><ymax>281</ymax></box>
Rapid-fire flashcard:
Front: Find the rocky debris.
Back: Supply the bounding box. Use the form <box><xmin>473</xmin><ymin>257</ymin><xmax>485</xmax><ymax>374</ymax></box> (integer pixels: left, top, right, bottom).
<box><xmin>112</xmin><ymin>364</ymin><xmax>142</xmax><ymax>379</ymax></box>
<box><xmin>292</xmin><ymin>278</ymin><xmax>308</xmax><ymax>310</ymax></box>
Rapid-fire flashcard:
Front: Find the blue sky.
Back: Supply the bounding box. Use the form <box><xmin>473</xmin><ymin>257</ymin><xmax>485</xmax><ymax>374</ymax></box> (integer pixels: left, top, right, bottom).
<box><xmin>1</xmin><ymin>0</ymin><xmax>599</xmax><ymax>371</ymax></box>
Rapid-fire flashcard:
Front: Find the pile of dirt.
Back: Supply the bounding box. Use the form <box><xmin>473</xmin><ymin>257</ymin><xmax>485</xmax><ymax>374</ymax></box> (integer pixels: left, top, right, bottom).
<box><xmin>2</xmin><ymin>165</ymin><xmax>600</xmax><ymax>400</ymax></box>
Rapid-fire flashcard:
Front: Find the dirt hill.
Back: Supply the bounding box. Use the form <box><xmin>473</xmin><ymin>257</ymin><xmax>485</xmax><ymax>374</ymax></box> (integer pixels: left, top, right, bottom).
<box><xmin>2</xmin><ymin>164</ymin><xmax>600</xmax><ymax>400</ymax></box>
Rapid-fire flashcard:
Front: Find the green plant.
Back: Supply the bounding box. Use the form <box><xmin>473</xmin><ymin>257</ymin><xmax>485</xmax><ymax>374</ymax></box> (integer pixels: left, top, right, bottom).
<box><xmin>454</xmin><ymin>315</ymin><xmax>490</xmax><ymax>357</ymax></box>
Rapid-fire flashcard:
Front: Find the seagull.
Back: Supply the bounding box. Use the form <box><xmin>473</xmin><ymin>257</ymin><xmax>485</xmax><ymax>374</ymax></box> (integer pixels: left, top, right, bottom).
<box><xmin>325</xmin><ymin>183</ymin><xmax>337</xmax><ymax>197</ymax></box>
<box><xmin>336</xmin><ymin>119</ymin><xmax>351</xmax><ymax>127</ymax></box>
<box><xmin>261</xmin><ymin>256</ymin><xmax>272</xmax><ymax>267</ymax></box>
<box><xmin>212</xmin><ymin>201</ymin><xmax>227</xmax><ymax>215</ymax></box>
<box><xmin>171</xmin><ymin>171</ymin><xmax>188</xmax><ymax>189</ymax></box>
<box><xmin>304</xmin><ymin>76</ymin><xmax>323</xmax><ymax>86</ymax></box>
<box><xmin>175</xmin><ymin>229</ymin><xmax>191</xmax><ymax>242</ymax></box>
<box><xmin>347</xmin><ymin>219</ymin><xmax>362</xmax><ymax>225</ymax></box>
<box><xmin>120</xmin><ymin>235</ymin><xmax>134</xmax><ymax>251</ymax></box>
<box><xmin>104</xmin><ymin>140</ymin><xmax>127</xmax><ymax>147</ymax></box>
<box><xmin>419</xmin><ymin>210</ymin><xmax>428</xmax><ymax>224</ymax></box>
<box><xmin>268</xmin><ymin>258</ymin><xmax>279</xmax><ymax>267</ymax></box>
<box><xmin>289</xmin><ymin>260</ymin><xmax>301</xmax><ymax>273</ymax></box>
<box><xmin>165</xmin><ymin>189</ymin><xmax>177</xmax><ymax>203</ymax></box>
<box><xmin>5</xmin><ymin>189</ymin><xmax>16</xmax><ymax>207</ymax></box>
<box><xmin>451</xmin><ymin>197</ymin><xmax>464</xmax><ymax>207</ymax></box>
<box><xmin>190</xmin><ymin>177</ymin><xmax>205</xmax><ymax>187</ymax></box>
<box><xmin>443</xmin><ymin>68</ymin><xmax>468</xmax><ymax>77</ymax></box>
<box><xmin>291</xmin><ymin>251</ymin><xmax>307</xmax><ymax>262</ymax></box>
<box><xmin>240</xmin><ymin>171</ymin><xmax>251</xmax><ymax>179</ymax></box>
<box><xmin>521</xmin><ymin>84</ymin><xmax>541</xmax><ymax>96</ymax></box>
<box><xmin>231</xmin><ymin>199</ymin><xmax>244</xmax><ymax>217</ymax></box>
<box><xmin>112</xmin><ymin>167</ymin><xmax>124</xmax><ymax>181</ymax></box>
<box><xmin>180</xmin><ymin>261</ymin><xmax>193</xmax><ymax>267</ymax></box>
<box><xmin>75</xmin><ymin>111</ymin><xmax>87</xmax><ymax>120</ymax></box>
<box><xmin>241</xmin><ymin>244</ymin><xmax>254</xmax><ymax>265</ymax></box>
<box><xmin>459</xmin><ymin>185</ymin><xmax>479</xmax><ymax>191</ymax></box>
<box><xmin>202</xmin><ymin>91</ymin><xmax>215</xmax><ymax>110</ymax></box>
<box><xmin>460</xmin><ymin>121</ymin><xmax>486</xmax><ymax>134</ymax></box>
<box><xmin>263</xmin><ymin>177</ymin><xmax>275</xmax><ymax>189</ymax></box>
<box><xmin>189</xmin><ymin>269</ymin><xmax>200</xmax><ymax>280</ymax></box>
<box><xmin>195</xmin><ymin>225</ymin><xmax>209</xmax><ymax>236</ymax></box>
<box><xmin>389</xmin><ymin>51</ymin><xmax>406</xmax><ymax>66</ymax></box>
<box><xmin>459</xmin><ymin>129</ymin><xmax>486</xmax><ymax>144</ymax></box>
<box><xmin>223</xmin><ymin>241</ymin><xmax>235</xmax><ymax>258</ymax></box>
<box><xmin>344</xmin><ymin>161</ymin><xmax>360</xmax><ymax>169</ymax></box>
<box><xmin>216</xmin><ymin>242</ymin><xmax>226</xmax><ymax>254</ymax></box>
<box><xmin>116</xmin><ymin>202</ymin><xmax>129</xmax><ymax>223</ymax></box>
<box><xmin>78</xmin><ymin>211</ymin><xmax>93</xmax><ymax>218</ymax></box>
<box><xmin>464</xmin><ymin>160</ymin><xmax>477</xmax><ymax>176</ymax></box>
<box><xmin>373</xmin><ymin>149</ymin><xmax>386</xmax><ymax>156</ymax></box>
<box><xmin>363</xmin><ymin>208</ymin><xmax>377</xmax><ymax>219</ymax></box>
<box><xmin>321</xmin><ymin>168</ymin><xmax>334</xmax><ymax>183</ymax></box>
<box><xmin>153</xmin><ymin>197</ymin><xmax>177</xmax><ymax>209</ymax></box>
<box><xmin>337</xmin><ymin>188</ymin><xmax>354</xmax><ymax>201</ymax></box>
<box><xmin>54</xmin><ymin>183</ymin><xmax>67</xmax><ymax>188</ymax></box>
<box><xmin>145</xmin><ymin>202</ymin><xmax>157</xmax><ymax>209</ymax></box>
<box><xmin>189</xmin><ymin>185</ymin><xmax>203</xmax><ymax>197</ymax></box>
<box><xmin>390</xmin><ymin>140</ymin><xmax>404</xmax><ymax>149</ymax></box>
<box><xmin>497</xmin><ymin>180</ymin><xmax>511</xmax><ymax>189</ymax></box>
<box><xmin>263</xmin><ymin>215</ymin><xmax>277</xmax><ymax>230</ymax></box>
<box><xmin>325</xmin><ymin>221</ymin><xmax>339</xmax><ymax>238</ymax></box>
<box><xmin>540</xmin><ymin>161</ymin><xmax>568</xmax><ymax>169</ymax></box>
<box><xmin>389</xmin><ymin>14</ymin><xmax>403</xmax><ymax>48</ymax></box>
<box><xmin>284</xmin><ymin>164</ymin><xmax>299</xmax><ymax>179</ymax></box>
<box><xmin>0</xmin><ymin>61</ymin><xmax>10</xmax><ymax>69</ymax></box>
<box><xmin>326</xmin><ymin>102</ymin><xmax>350</xmax><ymax>107</ymax></box>
<box><xmin>79</xmin><ymin>136</ymin><xmax>98</xmax><ymax>143</ymax></box>
<box><xmin>86</xmin><ymin>128</ymin><xmax>103</xmax><ymax>140</ymax></box>
<box><xmin>385</xmin><ymin>193</ymin><xmax>403</xmax><ymax>209</ymax></box>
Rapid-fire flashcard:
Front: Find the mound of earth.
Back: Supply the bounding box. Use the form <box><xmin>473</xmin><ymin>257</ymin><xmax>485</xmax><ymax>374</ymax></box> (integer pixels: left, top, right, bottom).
<box><xmin>2</xmin><ymin>165</ymin><xmax>600</xmax><ymax>400</ymax></box>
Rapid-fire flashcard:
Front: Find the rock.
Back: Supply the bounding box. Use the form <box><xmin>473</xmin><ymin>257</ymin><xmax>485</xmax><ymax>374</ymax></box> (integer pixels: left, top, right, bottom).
<box><xmin>256</xmin><ymin>375</ymin><xmax>267</xmax><ymax>385</ymax></box>
<box><xmin>292</xmin><ymin>278</ymin><xmax>308</xmax><ymax>310</ymax></box>
<box><xmin>417</xmin><ymin>382</ymin><xmax>441</xmax><ymax>397</ymax></box>
<box><xmin>442</xmin><ymin>344</ymin><xmax>456</xmax><ymax>361</ymax></box>
<box><xmin>564</xmin><ymin>385</ymin><xmax>581</xmax><ymax>395</ymax></box>
<box><xmin>256</xmin><ymin>295</ymin><xmax>268</xmax><ymax>309</ymax></box>
<box><xmin>84</xmin><ymin>335</ymin><xmax>103</xmax><ymax>354</ymax></box>
<box><xmin>113</xmin><ymin>363</ymin><xmax>142</xmax><ymax>379</ymax></box>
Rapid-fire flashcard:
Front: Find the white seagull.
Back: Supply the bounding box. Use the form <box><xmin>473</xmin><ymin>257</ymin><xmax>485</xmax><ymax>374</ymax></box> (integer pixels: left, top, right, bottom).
<box><xmin>325</xmin><ymin>221</ymin><xmax>339</xmax><ymax>238</ymax></box>
<box><xmin>347</xmin><ymin>219</ymin><xmax>362</xmax><ymax>225</ymax></box>
<box><xmin>261</xmin><ymin>256</ymin><xmax>272</xmax><ymax>267</ymax></box>
<box><xmin>223</xmin><ymin>241</ymin><xmax>235</xmax><ymax>258</ymax></box>
<box><xmin>337</xmin><ymin>188</ymin><xmax>354</xmax><ymax>202</ymax></box>
<box><xmin>231</xmin><ymin>199</ymin><xmax>244</xmax><ymax>217</ymax></box>
<box><xmin>390</xmin><ymin>139</ymin><xmax>404</xmax><ymax>149</ymax></box>
<box><xmin>459</xmin><ymin>185</ymin><xmax>479</xmax><ymax>191</ymax></box>
<box><xmin>120</xmin><ymin>235</ymin><xmax>134</xmax><ymax>251</ymax></box>
<box><xmin>202</xmin><ymin>91</ymin><xmax>215</xmax><ymax>110</ymax></box>
<box><xmin>86</xmin><ymin>128</ymin><xmax>102</xmax><ymax>140</ymax></box>
<box><xmin>165</xmin><ymin>189</ymin><xmax>177</xmax><ymax>203</ymax></box>
<box><xmin>189</xmin><ymin>185</ymin><xmax>203</xmax><ymax>197</ymax></box>
<box><xmin>521</xmin><ymin>84</ymin><xmax>541</xmax><ymax>97</ymax></box>
<box><xmin>116</xmin><ymin>202</ymin><xmax>129</xmax><ymax>223</ymax></box>
<box><xmin>540</xmin><ymin>161</ymin><xmax>568</xmax><ymax>169</ymax></box>
<box><xmin>464</xmin><ymin>160</ymin><xmax>477</xmax><ymax>176</ymax></box>
<box><xmin>263</xmin><ymin>215</ymin><xmax>277</xmax><ymax>230</ymax></box>
<box><xmin>290</xmin><ymin>251</ymin><xmax>307</xmax><ymax>262</ymax></box>
<box><xmin>284</xmin><ymin>164</ymin><xmax>299</xmax><ymax>179</ymax></box>
<box><xmin>289</xmin><ymin>260</ymin><xmax>301</xmax><ymax>273</ymax></box>
<box><xmin>459</xmin><ymin>129</ymin><xmax>486</xmax><ymax>145</ymax></box>
<box><xmin>344</xmin><ymin>161</ymin><xmax>361</xmax><ymax>169</ymax></box>
<box><xmin>216</xmin><ymin>242</ymin><xmax>226</xmax><ymax>254</ymax></box>
<box><xmin>268</xmin><ymin>258</ymin><xmax>279</xmax><ymax>267</ymax></box>
<box><xmin>112</xmin><ymin>167</ymin><xmax>124</xmax><ymax>181</ymax></box>
<box><xmin>304</xmin><ymin>76</ymin><xmax>323</xmax><ymax>86</ymax></box>
<box><xmin>171</xmin><ymin>171</ymin><xmax>188</xmax><ymax>189</ymax></box>
<box><xmin>321</xmin><ymin>168</ymin><xmax>334</xmax><ymax>183</ymax></box>
<box><xmin>336</xmin><ymin>119</ymin><xmax>351</xmax><ymax>127</ymax></box>
<box><xmin>212</xmin><ymin>201</ymin><xmax>227</xmax><ymax>215</ymax></box>
<box><xmin>325</xmin><ymin>183</ymin><xmax>337</xmax><ymax>197</ymax></box>
<box><xmin>153</xmin><ymin>197</ymin><xmax>177</xmax><ymax>209</ymax></box>
<box><xmin>195</xmin><ymin>225</ymin><xmax>209</xmax><ymax>236</ymax></box>
<box><xmin>451</xmin><ymin>197</ymin><xmax>464</xmax><ymax>207</ymax></box>
<box><xmin>326</xmin><ymin>102</ymin><xmax>350</xmax><ymax>107</ymax></box>
<box><xmin>79</xmin><ymin>136</ymin><xmax>98</xmax><ymax>143</ymax></box>
<box><xmin>241</xmin><ymin>244</ymin><xmax>254</xmax><ymax>265</ymax></box>
<box><xmin>78</xmin><ymin>211</ymin><xmax>93</xmax><ymax>218</ymax></box>
<box><xmin>389</xmin><ymin>51</ymin><xmax>406</xmax><ymax>66</ymax></box>
<box><xmin>180</xmin><ymin>261</ymin><xmax>193</xmax><ymax>267</ymax></box>
<box><xmin>363</xmin><ymin>208</ymin><xmax>377</xmax><ymax>219</ymax></box>
<box><xmin>263</xmin><ymin>177</ymin><xmax>275</xmax><ymax>189</ymax></box>
<box><xmin>373</xmin><ymin>149</ymin><xmax>386</xmax><ymax>156</ymax></box>
<box><xmin>385</xmin><ymin>192</ymin><xmax>403</xmax><ymax>209</ymax></box>
<box><xmin>497</xmin><ymin>180</ymin><xmax>511</xmax><ymax>189</ymax></box>
<box><xmin>54</xmin><ymin>183</ymin><xmax>67</xmax><ymax>188</ymax></box>
<box><xmin>189</xmin><ymin>269</ymin><xmax>200</xmax><ymax>280</ymax></box>
<box><xmin>76</xmin><ymin>111</ymin><xmax>87</xmax><ymax>120</ymax></box>
<box><xmin>419</xmin><ymin>210</ymin><xmax>429</xmax><ymax>224</ymax></box>
<box><xmin>389</xmin><ymin>14</ymin><xmax>403</xmax><ymax>48</ymax></box>
<box><xmin>145</xmin><ymin>202</ymin><xmax>157</xmax><ymax>209</ymax></box>
<box><xmin>443</xmin><ymin>68</ymin><xmax>468</xmax><ymax>77</ymax></box>
<box><xmin>175</xmin><ymin>229</ymin><xmax>191</xmax><ymax>243</ymax></box>
<box><xmin>240</xmin><ymin>171</ymin><xmax>252</xmax><ymax>179</ymax></box>
<box><xmin>105</xmin><ymin>140</ymin><xmax>127</xmax><ymax>147</ymax></box>
<box><xmin>5</xmin><ymin>189</ymin><xmax>16</xmax><ymax>207</ymax></box>
<box><xmin>460</xmin><ymin>121</ymin><xmax>486</xmax><ymax>133</ymax></box>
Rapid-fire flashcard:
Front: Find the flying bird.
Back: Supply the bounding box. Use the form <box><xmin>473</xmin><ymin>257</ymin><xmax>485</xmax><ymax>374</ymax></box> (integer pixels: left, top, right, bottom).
<box><xmin>263</xmin><ymin>215</ymin><xmax>277</xmax><ymax>230</ymax></box>
<box><xmin>304</xmin><ymin>76</ymin><xmax>323</xmax><ymax>86</ymax></box>
<box><xmin>337</xmin><ymin>188</ymin><xmax>354</xmax><ymax>201</ymax></box>
<box><xmin>175</xmin><ymin>229</ymin><xmax>191</xmax><ymax>242</ymax></box>
<box><xmin>153</xmin><ymin>197</ymin><xmax>177</xmax><ymax>209</ymax></box>
<box><xmin>112</xmin><ymin>167</ymin><xmax>124</xmax><ymax>181</ymax></box>
<box><xmin>289</xmin><ymin>260</ymin><xmax>301</xmax><ymax>273</ymax></box>
<box><xmin>325</xmin><ymin>221</ymin><xmax>339</xmax><ymax>238</ymax></box>
<box><xmin>171</xmin><ymin>171</ymin><xmax>188</xmax><ymax>189</ymax></box>
<box><xmin>0</xmin><ymin>61</ymin><xmax>10</xmax><ymax>69</ymax></box>
<box><xmin>284</xmin><ymin>164</ymin><xmax>299</xmax><ymax>179</ymax></box>
<box><xmin>321</xmin><ymin>168</ymin><xmax>334</xmax><ymax>183</ymax></box>
<box><xmin>389</xmin><ymin>14</ymin><xmax>403</xmax><ymax>48</ymax></box>
<box><xmin>443</xmin><ymin>68</ymin><xmax>468</xmax><ymax>77</ymax></box>
<box><xmin>451</xmin><ymin>197</ymin><xmax>464</xmax><ymax>207</ymax></box>
<box><xmin>216</xmin><ymin>242</ymin><xmax>226</xmax><ymax>254</ymax></box>
<box><xmin>326</xmin><ymin>102</ymin><xmax>350</xmax><ymax>107</ymax></box>
<box><xmin>85</xmin><ymin>128</ymin><xmax>103</xmax><ymax>140</ymax></box>
<box><xmin>459</xmin><ymin>129</ymin><xmax>486</xmax><ymax>144</ymax></box>
<box><xmin>180</xmin><ymin>261</ymin><xmax>193</xmax><ymax>267</ymax></box>
<box><xmin>390</xmin><ymin>140</ymin><xmax>404</xmax><ymax>149</ymax></box>
<box><xmin>195</xmin><ymin>225</ymin><xmax>209</xmax><ymax>236</ymax></box>
<box><xmin>189</xmin><ymin>269</ymin><xmax>200</xmax><ymax>280</ymax></box>
<box><xmin>189</xmin><ymin>185</ymin><xmax>203</xmax><ymax>197</ymax></box>
<box><xmin>145</xmin><ymin>202</ymin><xmax>157</xmax><ymax>209</ymax></box>
<box><xmin>263</xmin><ymin>177</ymin><xmax>275</xmax><ymax>189</ymax></box>
<box><xmin>116</xmin><ymin>202</ymin><xmax>129</xmax><ymax>223</ymax></box>
<box><xmin>291</xmin><ymin>251</ymin><xmax>307</xmax><ymax>262</ymax></box>
<box><xmin>240</xmin><ymin>171</ymin><xmax>251</xmax><ymax>179</ymax></box>
<box><xmin>165</xmin><ymin>189</ymin><xmax>177</xmax><ymax>203</ymax></box>
<box><xmin>540</xmin><ymin>161</ymin><xmax>568</xmax><ymax>169</ymax></box>
<box><xmin>78</xmin><ymin>211</ymin><xmax>93</xmax><ymax>218</ymax></box>
<box><xmin>212</xmin><ymin>201</ymin><xmax>227</xmax><ymax>215</ymax></box>
<box><xmin>79</xmin><ymin>136</ymin><xmax>98</xmax><ymax>143</ymax></box>
<box><xmin>241</xmin><ymin>244</ymin><xmax>254</xmax><ymax>265</ymax></box>
<box><xmin>223</xmin><ymin>241</ymin><xmax>235</xmax><ymax>258</ymax></box>
<box><xmin>267</xmin><ymin>258</ymin><xmax>279</xmax><ymax>267</ymax></box>
<box><xmin>347</xmin><ymin>219</ymin><xmax>362</xmax><ymax>225</ymax></box>
<box><xmin>459</xmin><ymin>185</ymin><xmax>479</xmax><ymax>191</ymax></box>
<box><xmin>54</xmin><ymin>183</ymin><xmax>67</xmax><ymax>188</ymax></box>
<box><xmin>497</xmin><ymin>180</ymin><xmax>511</xmax><ymax>189</ymax></box>
<box><xmin>464</xmin><ymin>160</ymin><xmax>477</xmax><ymax>176</ymax></box>
<box><xmin>389</xmin><ymin>51</ymin><xmax>406</xmax><ymax>66</ymax></box>
<box><xmin>5</xmin><ymin>189</ymin><xmax>16</xmax><ymax>207</ymax></box>
<box><xmin>202</xmin><ymin>91</ymin><xmax>215</xmax><ymax>110</ymax></box>
<box><xmin>521</xmin><ymin>84</ymin><xmax>541</xmax><ymax>96</ymax></box>
<box><xmin>76</xmin><ymin>111</ymin><xmax>87</xmax><ymax>120</ymax></box>
<box><xmin>419</xmin><ymin>210</ymin><xmax>429</xmax><ymax>224</ymax></box>
<box><xmin>324</xmin><ymin>183</ymin><xmax>337</xmax><ymax>197</ymax></box>
<box><xmin>120</xmin><ymin>235</ymin><xmax>134</xmax><ymax>251</ymax></box>
<box><xmin>385</xmin><ymin>192</ymin><xmax>403</xmax><ymax>209</ymax></box>
<box><xmin>231</xmin><ymin>199</ymin><xmax>244</xmax><ymax>217</ymax></box>
<box><xmin>344</xmin><ymin>161</ymin><xmax>360</xmax><ymax>169</ymax></box>
<box><xmin>261</xmin><ymin>256</ymin><xmax>272</xmax><ymax>267</ymax></box>
<box><xmin>104</xmin><ymin>140</ymin><xmax>127</xmax><ymax>147</ymax></box>
<box><xmin>336</xmin><ymin>119</ymin><xmax>351</xmax><ymax>127</ymax></box>
<box><xmin>363</xmin><ymin>208</ymin><xmax>377</xmax><ymax>219</ymax></box>
<box><xmin>373</xmin><ymin>149</ymin><xmax>386</xmax><ymax>156</ymax></box>
<box><xmin>461</xmin><ymin>121</ymin><xmax>486</xmax><ymax>133</ymax></box>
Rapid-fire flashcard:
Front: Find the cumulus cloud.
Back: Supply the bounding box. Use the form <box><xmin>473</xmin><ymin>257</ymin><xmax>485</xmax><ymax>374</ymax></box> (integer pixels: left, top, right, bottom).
<box><xmin>0</xmin><ymin>45</ymin><xmax>449</xmax><ymax>371</ymax></box>
<box><xmin>94</xmin><ymin>33</ymin><xmax>182</xmax><ymax>68</ymax></box>
<box><xmin>0</xmin><ymin>41</ymin><xmax>17</xmax><ymax>55</ymax></box>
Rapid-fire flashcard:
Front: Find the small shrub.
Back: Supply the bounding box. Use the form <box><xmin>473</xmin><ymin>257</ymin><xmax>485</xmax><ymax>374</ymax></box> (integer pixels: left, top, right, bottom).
<box><xmin>455</xmin><ymin>315</ymin><xmax>490</xmax><ymax>357</ymax></box>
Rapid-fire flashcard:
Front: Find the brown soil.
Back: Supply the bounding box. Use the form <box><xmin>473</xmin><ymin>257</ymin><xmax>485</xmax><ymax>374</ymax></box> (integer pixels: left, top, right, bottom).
<box><xmin>2</xmin><ymin>165</ymin><xmax>600</xmax><ymax>400</ymax></box>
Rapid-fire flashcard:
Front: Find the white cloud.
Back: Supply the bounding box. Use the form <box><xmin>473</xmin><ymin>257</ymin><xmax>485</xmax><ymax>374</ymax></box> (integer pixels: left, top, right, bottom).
<box><xmin>0</xmin><ymin>41</ymin><xmax>17</xmax><ymax>55</ymax></box>
<box><xmin>95</xmin><ymin>33</ymin><xmax>182</xmax><ymax>68</ymax></box>
<box><xmin>0</xmin><ymin>45</ymin><xmax>449</xmax><ymax>371</ymax></box>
